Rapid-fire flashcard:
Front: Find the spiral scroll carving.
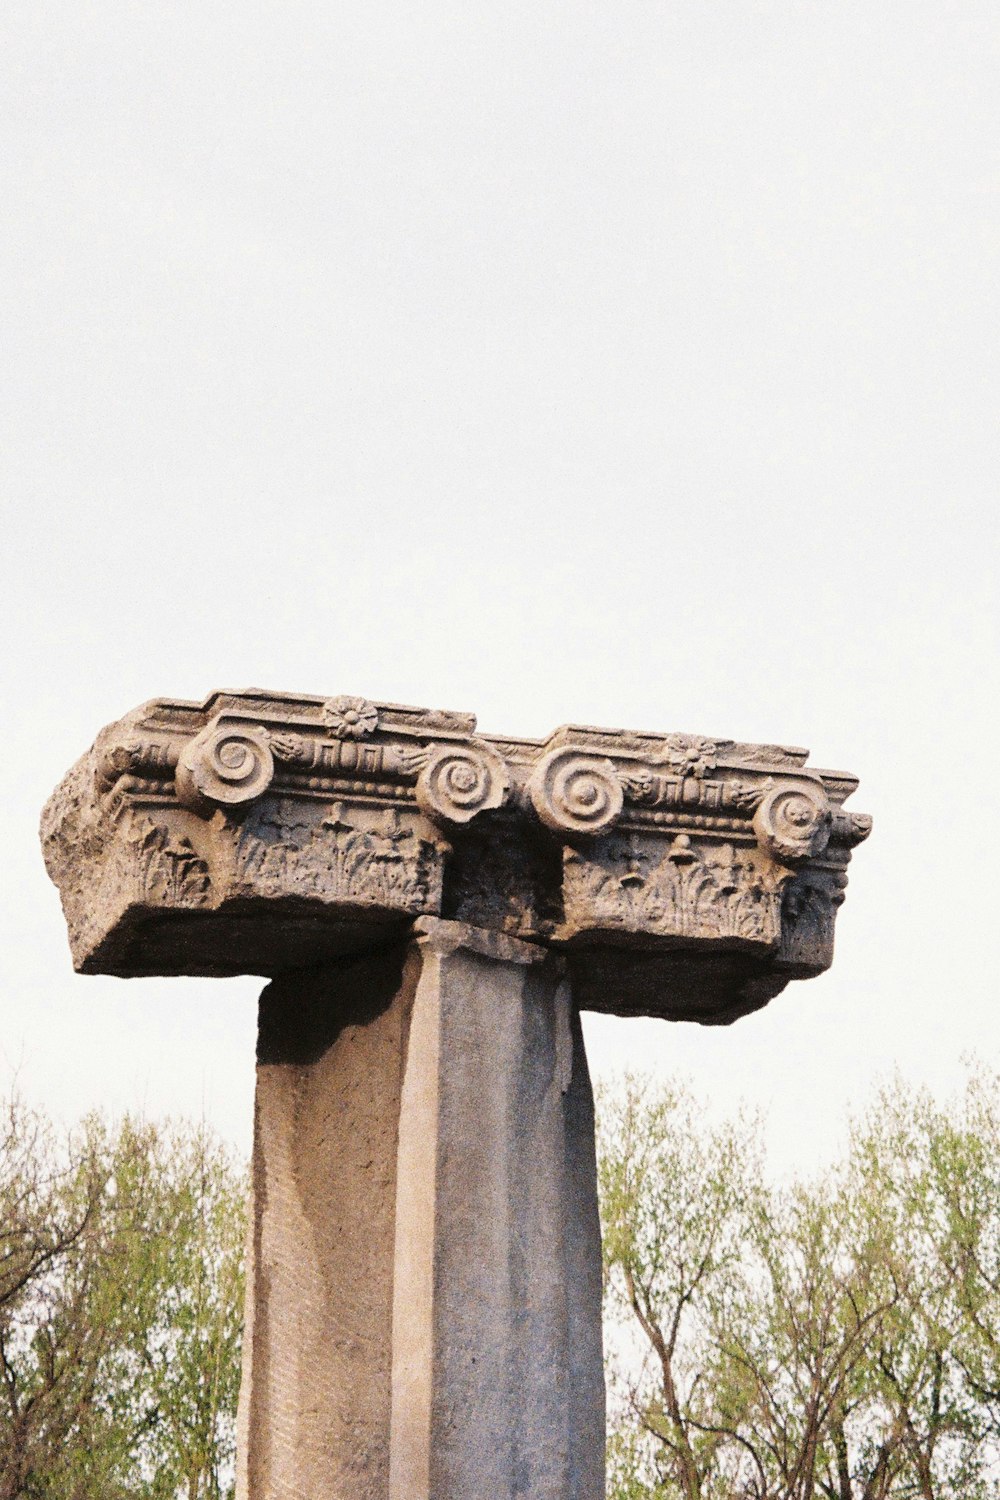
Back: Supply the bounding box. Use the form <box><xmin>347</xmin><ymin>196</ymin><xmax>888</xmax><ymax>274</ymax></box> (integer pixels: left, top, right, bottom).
<box><xmin>415</xmin><ymin>742</ymin><xmax>510</xmax><ymax>827</ymax></box>
<box><xmin>527</xmin><ymin>748</ymin><xmax>624</xmax><ymax>837</ymax></box>
<box><xmin>175</xmin><ymin>722</ymin><xmax>275</xmax><ymax>813</ymax></box>
<box><xmin>752</xmin><ymin>782</ymin><xmax>831</xmax><ymax>864</ymax></box>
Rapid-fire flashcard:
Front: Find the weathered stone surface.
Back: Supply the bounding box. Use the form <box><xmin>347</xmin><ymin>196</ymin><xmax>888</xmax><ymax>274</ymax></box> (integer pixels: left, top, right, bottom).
<box><xmin>233</xmin><ymin>922</ymin><xmax>604</xmax><ymax>1500</ymax></box>
<box><xmin>388</xmin><ymin>920</ymin><xmax>604</xmax><ymax>1500</ymax></box>
<box><xmin>42</xmin><ymin>689</ymin><xmax>871</xmax><ymax>1500</ymax></box>
<box><xmin>235</xmin><ymin>945</ymin><xmax>418</xmax><ymax>1500</ymax></box>
<box><xmin>41</xmin><ymin>688</ymin><xmax>870</xmax><ymax>1022</ymax></box>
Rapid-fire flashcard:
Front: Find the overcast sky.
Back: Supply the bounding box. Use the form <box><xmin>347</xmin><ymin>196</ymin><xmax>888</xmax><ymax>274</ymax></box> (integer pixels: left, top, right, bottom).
<box><xmin>2</xmin><ymin>1</ymin><xmax>997</xmax><ymax>1175</ymax></box>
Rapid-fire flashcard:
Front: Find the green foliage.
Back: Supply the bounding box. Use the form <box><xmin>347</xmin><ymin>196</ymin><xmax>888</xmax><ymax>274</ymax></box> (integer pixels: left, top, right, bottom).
<box><xmin>598</xmin><ymin>1077</ymin><xmax>762</xmax><ymax>1500</ymax></box>
<box><xmin>0</xmin><ymin>1096</ymin><xmax>246</xmax><ymax>1500</ymax></box>
<box><xmin>5</xmin><ymin>1069</ymin><xmax>999</xmax><ymax>1499</ymax></box>
<box><xmin>598</xmin><ymin>1069</ymin><xmax>1000</xmax><ymax>1500</ymax></box>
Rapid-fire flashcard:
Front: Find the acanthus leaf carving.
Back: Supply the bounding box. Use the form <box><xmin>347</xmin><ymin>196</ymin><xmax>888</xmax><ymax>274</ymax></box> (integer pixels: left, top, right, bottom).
<box><xmin>123</xmin><ymin>819</ymin><xmax>211</xmax><ymax>907</ymax></box>
<box><xmin>41</xmin><ymin>689</ymin><xmax>870</xmax><ymax>1007</ymax></box>
<box><xmin>266</xmin><ymin>728</ymin><xmax>427</xmax><ymax>783</ymax></box>
<box><xmin>728</xmin><ymin>779</ymin><xmax>769</xmax><ymax>811</ymax></box>
<box><xmin>564</xmin><ymin>832</ymin><xmax>786</xmax><ymax>946</ymax></box>
<box><xmin>621</xmin><ymin>769</ymin><xmax>655</xmax><ymax>803</ymax></box>
<box><xmin>235</xmin><ymin>800</ymin><xmax>443</xmax><ymax>913</ymax></box>
<box><xmin>96</xmin><ymin>735</ymin><xmax>180</xmax><ymax>795</ymax></box>
<box><xmin>269</xmin><ymin>731</ymin><xmax>309</xmax><ymax>764</ymax></box>
<box><xmin>619</xmin><ymin>770</ymin><xmax>769</xmax><ymax>818</ymax></box>
<box><xmin>391</xmin><ymin>743</ymin><xmax>431</xmax><ymax>778</ymax></box>
<box><xmin>779</xmin><ymin>867</ymin><xmax>849</xmax><ymax>970</ymax></box>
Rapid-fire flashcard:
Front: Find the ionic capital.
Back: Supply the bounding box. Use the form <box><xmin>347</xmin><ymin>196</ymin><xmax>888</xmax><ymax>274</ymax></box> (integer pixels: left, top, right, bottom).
<box><xmin>42</xmin><ymin>688</ymin><xmax>870</xmax><ymax>1022</ymax></box>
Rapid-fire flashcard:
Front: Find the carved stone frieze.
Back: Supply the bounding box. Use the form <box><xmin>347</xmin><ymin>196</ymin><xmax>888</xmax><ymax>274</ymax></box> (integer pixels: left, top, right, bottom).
<box><xmin>776</xmin><ymin>863</ymin><xmax>850</xmax><ymax>976</ymax></box>
<box><xmin>42</xmin><ymin>689</ymin><xmax>871</xmax><ymax>1018</ymax></box>
<box><xmin>232</xmin><ymin>799</ymin><xmax>444</xmax><ymax>912</ymax></box>
<box><xmin>561</xmin><ymin>833</ymin><xmax>788</xmax><ymax>949</ymax></box>
<box><xmin>621</xmin><ymin>768</ymin><xmax>766</xmax><ymax>815</ymax></box>
<box><xmin>117</xmin><ymin>819</ymin><xmax>212</xmax><ymax>909</ymax></box>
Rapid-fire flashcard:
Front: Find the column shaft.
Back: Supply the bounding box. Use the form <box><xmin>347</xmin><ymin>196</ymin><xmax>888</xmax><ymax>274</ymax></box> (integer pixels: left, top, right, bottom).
<box><xmin>236</xmin><ymin>945</ymin><xmax>418</xmax><ymax>1500</ymax></box>
<box><xmin>236</xmin><ymin>923</ymin><xmax>605</xmax><ymax>1500</ymax></box>
<box><xmin>388</xmin><ymin>922</ymin><xmax>605</xmax><ymax>1500</ymax></box>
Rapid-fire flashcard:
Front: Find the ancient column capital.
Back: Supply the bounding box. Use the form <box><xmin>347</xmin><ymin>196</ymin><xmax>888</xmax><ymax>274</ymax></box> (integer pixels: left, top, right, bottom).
<box><xmin>42</xmin><ymin>687</ymin><xmax>870</xmax><ymax>1023</ymax></box>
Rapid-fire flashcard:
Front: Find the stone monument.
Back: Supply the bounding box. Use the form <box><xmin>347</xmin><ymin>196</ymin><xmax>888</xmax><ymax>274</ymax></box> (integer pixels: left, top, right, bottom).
<box><xmin>42</xmin><ymin>688</ymin><xmax>871</xmax><ymax>1499</ymax></box>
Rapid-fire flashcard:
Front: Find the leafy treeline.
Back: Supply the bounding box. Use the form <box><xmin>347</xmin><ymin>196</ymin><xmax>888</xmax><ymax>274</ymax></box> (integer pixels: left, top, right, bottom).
<box><xmin>599</xmin><ymin>1071</ymin><xmax>1000</xmax><ymax>1500</ymax></box>
<box><xmin>0</xmin><ymin>1098</ymin><xmax>245</xmax><ymax>1500</ymax></box>
<box><xmin>3</xmin><ymin>1072</ymin><xmax>999</xmax><ymax>1499</ymax></box>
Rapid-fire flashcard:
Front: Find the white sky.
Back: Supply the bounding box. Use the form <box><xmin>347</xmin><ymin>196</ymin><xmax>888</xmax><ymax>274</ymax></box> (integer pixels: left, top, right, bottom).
<box><xmin>2</xmin><ymin>1</ymin><xmax>997</xmax><ymax>1176</ymax></box>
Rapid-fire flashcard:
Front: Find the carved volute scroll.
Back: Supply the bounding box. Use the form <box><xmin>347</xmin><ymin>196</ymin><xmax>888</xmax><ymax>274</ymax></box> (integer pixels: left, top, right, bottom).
<box><xmin>175</xmin><ymin>718</ymin><xmax>276</xmax><ymax>813</ymax></box>
<box><xmin>752</xmin><ymin>781</ymin><xmax>831</xmax><ymax>864</ymax></box>
<box><xmin>415</xmin><ymin>741</ymin><xmax>510</xmax><ymax>827</ymax></box>
<box><xmin>527</xmin><ymin>747</ymin><xmax>624</xmax><ymax>837</ymax></box>
<box><xmin>41</xmin><ymin>689</ymin><xmax>871</xmax><ymax>1021</ymax></box>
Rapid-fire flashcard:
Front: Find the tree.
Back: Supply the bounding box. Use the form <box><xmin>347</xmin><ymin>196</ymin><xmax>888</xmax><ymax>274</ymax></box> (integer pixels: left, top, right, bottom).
<box><xmin>598</xmin><ymin>1076</ymin><xmax>763</xmax><ymax>1499</ymax></box>
<box><xmin>0</xmin><ymin>1095</ymin><xmax>246</xmax><ymax>1500</ymax></box>
<box><xmin>0</xmin><ymin>1094</ymin><xmax>120</xmax><ymax>1500</ymax></box>
<box><xmin>727</xmin><ymin>1173</ymin><xmax>899</xmax><ymax>1500</ymax></box>
<box><xmin>598</xmin><ymin>1070</ymin><xmax>1000</xmax><ymax>1500</ymax></box>
<box><xmin>844</xmin><ymin>1081</ymin><xmax>983</xmax><ymax>1499</ymax></box>
<box><xmin>107</xmin><ymin>1120</ymin><xmax>246</xmax><ymax>1500</ymax></box>
<box><xmin>934</xmin><ymin>1069</ymin><xmax>1000</xmax><ymax>1452</ymax></box>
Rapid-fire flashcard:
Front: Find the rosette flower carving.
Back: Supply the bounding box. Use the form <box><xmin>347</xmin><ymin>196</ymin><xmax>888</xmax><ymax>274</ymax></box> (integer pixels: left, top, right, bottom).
<box><xmin>659</xmin><ymin>735</ymin><xmax>718</xmax><ymax>779</ymax></box>
<box><xmin>322</xmin><ymin>696</ymin><xmax>379</xmax><ymax>739</ymax></box>
<box><xmin>752</xmin><ymin>782</ymin><xmax>831</xmax><ymax>864</ymax></box>
<box><xmin>175</xmin><ymin>721</ymin><xmax>275</xmax><ymax>813</ymax></box>
<box><xmin>415</xmin><ymin>742</ymin><xmax>510</xmax><ymax>827</ymax></box>
<box><xmin>527</xmin><ymin>748</ymin><xmax>624</xmax><ymax>837</ymax></box>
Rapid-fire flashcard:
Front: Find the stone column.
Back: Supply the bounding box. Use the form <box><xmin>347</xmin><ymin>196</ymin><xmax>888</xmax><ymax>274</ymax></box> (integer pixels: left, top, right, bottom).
<box><xmin>235</xmin><ymin>920</ymin><xmax>604</xmax><ymax>1500</ymax></box>
<box><xmin>41</xmin><ymin>687</ymin><xmax>872</xmax><ymax>1500</ymax></box>
<box><xmin>235</xmin><ymin>943</ymin><xmax>418</xmax><ymax>1500</ymax></box>
<box><xmin>389</xmin><ymin>920</ymin><xmax>604</xmax><ymax>1500</ymax></box>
